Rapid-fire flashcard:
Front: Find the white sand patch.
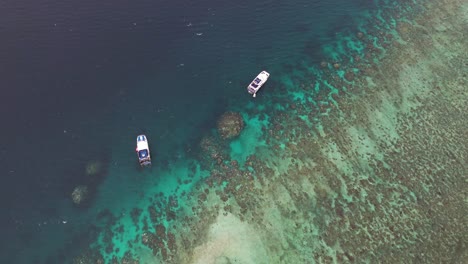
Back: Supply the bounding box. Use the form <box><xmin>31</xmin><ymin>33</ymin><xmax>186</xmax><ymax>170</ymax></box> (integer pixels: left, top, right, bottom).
<box><xmin>190</xmin><ymin>213</ymin><xmax>269</xmax><ymax>264</ymax></box>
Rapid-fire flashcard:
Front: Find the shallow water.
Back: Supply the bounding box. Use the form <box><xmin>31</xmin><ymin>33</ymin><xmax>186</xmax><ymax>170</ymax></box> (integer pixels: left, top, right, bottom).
<box><xmin>1</xmin><ymin>0</ymin><xmax>467</xmax><ymax>263</ymax></box>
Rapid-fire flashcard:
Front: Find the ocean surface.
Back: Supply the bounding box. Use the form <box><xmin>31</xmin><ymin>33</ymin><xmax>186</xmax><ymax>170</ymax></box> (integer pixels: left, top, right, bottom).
<box><xmin>1</xmin><ymin>0</ymin><xmax>466</xmax><ymax>263</ymax></box>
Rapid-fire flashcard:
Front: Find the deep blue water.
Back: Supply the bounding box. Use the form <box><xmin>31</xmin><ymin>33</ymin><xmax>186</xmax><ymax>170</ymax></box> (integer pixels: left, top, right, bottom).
<box><xmin>1</xmin><ymin>0</ymin><xmax>377</xmax><ymax>262</ymax></box>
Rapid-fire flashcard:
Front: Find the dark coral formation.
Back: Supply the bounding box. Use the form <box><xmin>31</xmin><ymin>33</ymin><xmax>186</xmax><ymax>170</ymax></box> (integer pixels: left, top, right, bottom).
<box><xmin>130</xmin><ymin>208</ymin><xmax>142</xmax><ymax>226</ymax></box>
<box><xmin>121</xmin><ymin>251</ymin><xmax>140</xmax><ymax>264</ymax></box>
<box><xmin>135</xmin><ymin>194</ymin><xmax>183</xmax><ymax>262</ymax></box>
<box><xmin>216</xmin><ymin>111</ymin><xmax>245</xmax><ymax>139</ymax></box>
<box><xmin>72</xmin><ymin>250</ymin><xmax>104</xmax><ymax>264</ymax></box>
<box><xmin>344</xmin><ymin>71</ymin><xmax>355</xmax><ymax>81</ymax></box>
<box><xmin>67</xmin><ymin>155</ymin><xmax>111</xmax><ymax>209</ymax></box>
<box><xmin>71</xmin><ymin>185</ymin><xmax>89</xmax><ymax>205</ymax></box>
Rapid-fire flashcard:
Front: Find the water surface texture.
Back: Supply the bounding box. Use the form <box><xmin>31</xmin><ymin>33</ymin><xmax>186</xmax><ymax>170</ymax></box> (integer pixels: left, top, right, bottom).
<box><xmin>1</xmin><ymin>0</ymin><xmax>466</xmax><ymax>263</ymax></box>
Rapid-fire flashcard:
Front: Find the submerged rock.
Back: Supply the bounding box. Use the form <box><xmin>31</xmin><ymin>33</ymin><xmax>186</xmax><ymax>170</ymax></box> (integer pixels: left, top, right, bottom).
<box><xmin>85</xmin><ymin>160</ymin><xmax>102</xmax><ymax>176</ymax></box>
<box><xmin>344</xmin><ymin>71</ymin><xmax>355</xmax><ymax>81</ymax></box>
<box><xmin>357</xmin><ymin>31</ymin><xmax>364</xmax><ymax>39</ymax></box>
<box><xmin>217</xmin><ymin>112</ymin><xmax>245</xmax><ymax>139</ymax></box>
<box><xmin>71</xmin><ymin>185</ymin><xmax>89</xmax><ymax>205</ymax></box>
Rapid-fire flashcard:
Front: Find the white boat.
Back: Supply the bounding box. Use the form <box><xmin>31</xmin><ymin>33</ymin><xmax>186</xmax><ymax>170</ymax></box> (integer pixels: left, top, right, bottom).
<box><xmin>247</xmin><ymin>71</ymin><xmax>270</xmax><ymax>97</ymax></box>
<box><xmin>136</xmin><ymin>135</ymin><xmax>151</xmax><ymax>166</ymax></box>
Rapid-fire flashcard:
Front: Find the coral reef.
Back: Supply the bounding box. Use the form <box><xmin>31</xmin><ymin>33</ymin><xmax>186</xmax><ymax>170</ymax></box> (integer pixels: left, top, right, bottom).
<box><xmin>70</xmin><ymin>0</ymin><xmax>467</xmax><ymax>263</ymax></box>
<box><xmin>71</xmin><ymin>185</ymin><xmax>89</xmax><ymax>205</ymax></box>
<box><xmin>166</xmin><ymin>0</ymin><xmax>467</xmax><ymax>262</ymax></box>
<box><xmin>216</xmin><ymin>112</ymin><xmax>245</xmax><ymax>139</ymax></box>
<box><xmin>85</xmin><ymin>160</ymin><xmax>102</xmax><ymax>176</ymax></box>
<box><xmin>72</xmin><ymin>250</ymin><xmax>104</xmax><ymax>264</ymax></box>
